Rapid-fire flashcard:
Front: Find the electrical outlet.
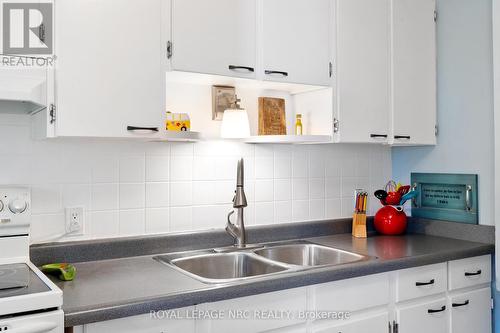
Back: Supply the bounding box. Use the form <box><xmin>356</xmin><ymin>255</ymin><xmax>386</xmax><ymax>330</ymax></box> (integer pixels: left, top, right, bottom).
<box><xmin>65</xmin><ymin>207</ymin><xmax>84</xmax><ymax>236</ymax></box>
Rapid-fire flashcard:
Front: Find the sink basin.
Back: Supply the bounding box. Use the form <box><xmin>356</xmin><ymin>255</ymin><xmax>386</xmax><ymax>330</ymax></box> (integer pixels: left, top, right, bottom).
<box><xmin>156</xmin><ymin>252</ymin><xmax>289</xmax><ymax>283</ymax></box>
<box><xmin>254</xmin><ymin>243</ymin><xmax>367</xmax><ymax>267</ymax></box>
<box><xmin>154</xmin><ymin>241</ymin><xmax>370</xmax><ymax>284</ymax></box>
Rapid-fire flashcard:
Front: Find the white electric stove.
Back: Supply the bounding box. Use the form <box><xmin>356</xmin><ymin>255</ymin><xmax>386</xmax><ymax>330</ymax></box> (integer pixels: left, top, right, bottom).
<box><xmin>0</xmin><ymin>187</ymin><xmax>63</xmax><ymax>332</ymax></box>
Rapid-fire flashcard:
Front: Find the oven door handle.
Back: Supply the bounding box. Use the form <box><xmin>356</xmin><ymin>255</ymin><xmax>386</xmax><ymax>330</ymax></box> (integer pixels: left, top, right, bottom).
<box><xmin>9</xmin><ymin>321</ymin><xmax>58</xmax><ymax>333</ymax></box>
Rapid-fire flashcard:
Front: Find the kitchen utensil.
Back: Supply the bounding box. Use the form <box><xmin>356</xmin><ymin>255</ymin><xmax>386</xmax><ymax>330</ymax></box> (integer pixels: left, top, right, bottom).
<box><xmin>352</xmin><ymin>190</ymin><xmax>368</xmax><ymax>238</ymax></box>
<box><xmin>385</xmin><ymin>180</ymin><xmax>397</xmax><ymax>193</ymax></box>
<box><xmin>374</xmin><ymin>190</ymin><xmax>388</xmax><ymax>202</ymax></box>
<box><xmin>385</xmin><ymin>191</ymin><xmax>402</xmax><ymax>206</ymax></box>
<box><xmin>397</xmin><ymin>185</ymin><xmax>411</xmax><ymax>196</ymax></box>
<box><xmin>374</xmin><ymin>206</ymin><xmax>407</xmax><ymax>235</ymax></box>
<box><xmin>399</xmin><ymin>190</ymin><xmax>419</xmax><ymax>206</ymax></box>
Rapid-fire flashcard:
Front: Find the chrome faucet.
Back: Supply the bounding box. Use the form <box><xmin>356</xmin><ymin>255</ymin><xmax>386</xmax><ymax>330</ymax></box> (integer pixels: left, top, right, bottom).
<box><xmin>226</xmin><ymin>158</ymin><xmax>247</xmax><ymax>248</ymax></box>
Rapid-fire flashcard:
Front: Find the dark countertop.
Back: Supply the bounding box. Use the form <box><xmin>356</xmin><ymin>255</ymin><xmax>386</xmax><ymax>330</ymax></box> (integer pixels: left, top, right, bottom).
<box><xmin>51</xmin><ymin>233</ymin><xmax>494</xmax><ymax>327</ymax></box>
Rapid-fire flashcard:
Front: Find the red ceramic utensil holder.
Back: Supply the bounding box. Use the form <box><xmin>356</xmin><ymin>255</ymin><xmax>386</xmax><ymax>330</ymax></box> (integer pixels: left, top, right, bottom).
<box><xmin>374</xmin><ymin>205</ymin><xmax>407</xmax><ymax>235</ymax></box>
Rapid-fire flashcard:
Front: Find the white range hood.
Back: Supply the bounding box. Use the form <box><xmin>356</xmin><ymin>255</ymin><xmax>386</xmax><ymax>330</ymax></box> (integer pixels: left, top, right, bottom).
<box><xmin>0</xmin><ymin>67</ymin><xmax>52</xmax><ymax>114</ymax></box>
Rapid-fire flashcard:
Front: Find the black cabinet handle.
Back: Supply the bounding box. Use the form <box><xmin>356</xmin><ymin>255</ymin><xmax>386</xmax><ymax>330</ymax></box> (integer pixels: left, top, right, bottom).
<box><xmin>416</xmin><ymin>279</ymin><xmax>435</xmax><ymax>286</ymax></box>
<box><xmin>265</xmin><ymin>70</ymin><xmax>288</xmax><ymax>77</ymax></box>
<box><xmin>370</xmin><ymin>134</ymin><xmax>388</xmax><ymax>138</ymax></box>
<box><xmin>228</xmin><ymin>65</ymin><xmax>254</xmax><ymax>72</ymax></box>
<box><xmin>465</xmin><ymin>269</ymin><xmax>482</xmax><ymax>277</ymax></box>
<box><xmin>452</xmin><ymin>300</ymin><xmax>470</xmax><ymax>308</ymax></box>
<box><xmin>428</xmin><ymin>306</ymin><xmax>446</xmax><ymax>314</ymax></box>
<box><xmin>127</xmin><ymin>126</ymin><xmax>159</xmax><ymax>132</ymax></box>
<box><xmin>394</xmin><ymin>135</ymin><xmax>411</xmax><ymax>139</ymax></box>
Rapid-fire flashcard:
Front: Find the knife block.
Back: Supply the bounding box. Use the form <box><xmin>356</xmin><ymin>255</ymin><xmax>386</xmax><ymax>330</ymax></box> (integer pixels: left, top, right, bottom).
<box><xmin>352</xmin><ymin>213</ymin><xmax>367</xmax><ymax>238</ymax></box>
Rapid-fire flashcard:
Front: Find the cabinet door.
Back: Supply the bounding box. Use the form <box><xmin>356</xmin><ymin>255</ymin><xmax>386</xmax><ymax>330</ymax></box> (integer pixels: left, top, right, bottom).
<box><xmin>396</xmin><ymin>298</ymin><xmax>448</xmax><ymax>333</ymax></box>
<box><xmin>312</xmin><ymin>312</ymin><xmax>389</xmax><ymax>333</ymax></box>
<box><xmin>335</xmin><ymin>0</ymin><xmax>391</xmax><ymax>143</ymax></box>
<box><xmin>84</xmin><ymin>308</ymin><xmax>195</xmax><ymax>333</ymax></box>
<box><xmin>171</xmin><ymin>0</ymin><xmax>256</xmax><ymax>79</ymax></box>
<box><xmin>55</xmin><ymin>0</ymin><xmax>166</xmax><ymax>137</ymax></box>
<box><xmin>391</xmin><ymin>0</ymin><xmax>436</xmax><ymax>145</ymax></box>
<box><xmin>261</xmin><ymin>0</ymin><xmax>331</xmax><ymax>86</ymax></box>
<box><xmin>450</xmin><ymin>288</ymin><xmax>491</xmax><ymax>333</ymax></box>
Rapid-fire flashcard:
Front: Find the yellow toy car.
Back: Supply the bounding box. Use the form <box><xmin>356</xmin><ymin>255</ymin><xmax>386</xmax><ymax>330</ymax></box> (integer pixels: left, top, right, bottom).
<box><xmin>166</xmin><ymin>112</ymin><xmax>190</xmax><ymax>131</ymax></box>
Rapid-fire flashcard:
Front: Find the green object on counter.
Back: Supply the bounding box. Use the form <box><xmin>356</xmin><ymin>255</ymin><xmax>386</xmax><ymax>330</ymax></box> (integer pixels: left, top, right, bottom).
<box><xmin>42</xmin><ymin>263</ymin><xmax>76</xmax><ymax>281</ymax></box>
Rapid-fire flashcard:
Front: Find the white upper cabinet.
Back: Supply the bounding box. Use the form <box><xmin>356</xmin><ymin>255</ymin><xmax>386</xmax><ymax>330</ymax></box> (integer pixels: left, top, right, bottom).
<box><xmin>391</xmin><ymin>0</ymin><xmax>437</xmax><ymax>145</ymax></box>
<box><xmin>261</xmin><ymin>0</ymin><xmax>332</xmax><ymax>86</ymax></box>
<box><xmin>334</xmin><ymin>0</ymin><xmax>391</xmax><ymax>143</ymax></box>
<box><xmin>54</xmin><ymin>0</ymin><xmax>166</xmax><ymax>138</ymax></box>
<box><xmin>170</xmin><ymin>0</ymin><xmax>257</xmax><ymax>79</ymax></box>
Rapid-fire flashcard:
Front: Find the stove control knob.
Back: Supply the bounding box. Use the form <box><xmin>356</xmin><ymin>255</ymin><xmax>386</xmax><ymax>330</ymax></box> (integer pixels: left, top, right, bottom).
<box><xmin>9</xmin><ymin>199</ymin><xmax>27</xmax><ymax>214</ymax></box>
<box><xmin>0</xmin><ymin>200</ymin><xmax>3</xmax><ymax>212</ymax></box>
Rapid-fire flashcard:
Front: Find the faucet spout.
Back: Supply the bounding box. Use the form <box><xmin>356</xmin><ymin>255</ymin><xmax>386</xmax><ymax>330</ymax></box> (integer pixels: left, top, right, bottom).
<box><xmin>225</xmin><ymin>158</ymin><xmax>247</xmax><ymax>248</ymax></box>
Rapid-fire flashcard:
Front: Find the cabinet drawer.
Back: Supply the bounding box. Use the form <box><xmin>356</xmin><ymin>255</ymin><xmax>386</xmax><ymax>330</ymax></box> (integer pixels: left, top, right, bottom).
<box><xmin>313</xmin><ymin>273</ymin><xmax>390</xmax><ymax>313</ymax></box>
<box><xmin>396</xmin><ymin>298</ymin><xmax>449</xmax><ymax>333</ymax></box>
<box><xmin>199</xmin><ymin>287</ymin><xmax>307</xmax><ymax>333</ymax></box>
<box><xmin>312</xmin><ymin>311</ymin><xmax>389</xmax><ymax>333</ymax></box>
<box><xmin>85</xmin><ymin>308</ymin><xmax>195</xmax><ymax>333</ymax></box>
<box><xmin>449</xmin><ymin>287</ymin><xmax>491</xmax><ymax>333</ymax></box>
<box><xmin>395</xmin><ymin>263</ymin><xmax>447</xmax><ymax>302</ymax></box>
<box><xmin>448</xmin><ymin>255</ymin><xmax>491</xmax><ymax>290</ymax></box>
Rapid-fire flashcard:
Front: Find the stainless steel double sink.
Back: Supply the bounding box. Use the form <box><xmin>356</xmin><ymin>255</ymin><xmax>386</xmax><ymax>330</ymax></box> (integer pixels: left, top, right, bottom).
<box><xmin>154</xmin><ymin>241</ymin><xmax>369</xmax><ymax>284</ymax></box>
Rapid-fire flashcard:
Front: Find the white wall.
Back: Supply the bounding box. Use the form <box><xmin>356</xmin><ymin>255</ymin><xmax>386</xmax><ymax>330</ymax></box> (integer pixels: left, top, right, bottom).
<box><xmin>0</xmin><ymin>114</ymin><xmax>390</xmax><ymax>243</ymax></box>
<box><xmin>392</xmin><ymin>0</ymin><xmax>494</xmax><ymax>225</ymax></box>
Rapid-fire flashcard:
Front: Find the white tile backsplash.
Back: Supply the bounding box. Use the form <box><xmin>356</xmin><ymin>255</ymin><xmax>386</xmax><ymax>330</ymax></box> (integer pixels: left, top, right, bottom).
<box><xmin>90</xmin><ymin>211</ymin><xmax>119</xmax><ymax>238</ymax></box>
<box><xmin>119</xmin><ymin>184</ymin><xmax>145</xmax><ymax>209</ymax></box>
<box><xmin>91</xmin><ymin>183</ymin><xmax>119</xmax><ymax>211</ymax></box>
<box><xmin>145</xmin><ymin>155</ymin><xmax>170</xmax><ymax>182</ymax></box>
<box><xmin>0</xmin><ymin>115</ymin><xmax>391</xmax><ymax>243</ymax></box>
<box><xmin>119</xmin><ymin>156</ymin><xmax>145</xmax><ymax>183</ymax></box>
<box><xmin>119</xmin><ymin>209</ymin><xmax>145</xmax><ymax>236</ymax></box>
<box><xmin>145</xmin><ymin>183</ymin><xmax>170</xmax><ymax>208</ymax></box>
<box><xmin>145</xmin><ymin>208</ymin><xmax>170</xmax><ymax>234</ymax></box>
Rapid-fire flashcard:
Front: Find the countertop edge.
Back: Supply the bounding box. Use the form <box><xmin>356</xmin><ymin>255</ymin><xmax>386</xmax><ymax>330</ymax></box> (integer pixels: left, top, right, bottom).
<box><xmin>63</xmin><ymin>243</ymin><xmax>494</xmax><ymax>327</ymax></box>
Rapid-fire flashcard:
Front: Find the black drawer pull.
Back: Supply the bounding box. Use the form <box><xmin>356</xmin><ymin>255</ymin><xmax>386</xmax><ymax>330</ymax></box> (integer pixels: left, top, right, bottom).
<box><xmin>228</xmin><ymin>65</ymin><xmax>254</xmax><ymax>72</ymax></box>
<box><xmin>465</xmin><ymin>270</ymin><xmax>482</xmax><ymax>277</ymax></box>
<box><xmin>428</xmin><ymin>305</ymin><xmax>446</xmax><ymax>314</ymax></box>
<box><xmin>265</xmin><ymin>70</ymin><xmax>288</xmax><ymax>77</ymax></box>
<box><xmin>452</xmin><ymin>300</ymin><xmax>470</xmax><ymax>308</ymax></box>
<box><xmin>394</xmin><ymin>135</ymin><xmax>411</xmax><ymax>139</ymax></box>
<box><xmin>370</xmin><ymin>134</ymin><xmax>388</xmax><ymax>138</ymax></box>
<box><xmin>415</xmin><ymin>279</ymin><xmax>435</xmax><ymax>286</ymax></box>
<box><xmin>127</xmin><ymin>126</ymin><xmax>158</xmax><ymax>132</ymax></box>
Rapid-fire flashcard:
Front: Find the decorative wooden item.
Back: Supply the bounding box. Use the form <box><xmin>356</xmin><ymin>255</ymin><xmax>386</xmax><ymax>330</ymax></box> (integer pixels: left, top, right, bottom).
<box><xmin>258</xmin><ymin>97</ymin><xmax>286</xmax><ymax>135</ymax></box>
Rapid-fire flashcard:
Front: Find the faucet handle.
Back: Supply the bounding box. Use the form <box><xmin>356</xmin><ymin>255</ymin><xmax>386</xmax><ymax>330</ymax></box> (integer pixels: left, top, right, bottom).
<box><xmin>227</xmin><ymin>210</ymin><xmax>235</xmax><ymax>225</ymax></box>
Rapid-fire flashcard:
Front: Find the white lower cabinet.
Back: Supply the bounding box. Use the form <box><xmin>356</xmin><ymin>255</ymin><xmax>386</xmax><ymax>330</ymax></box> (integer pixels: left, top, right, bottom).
<box><xmin>312</xmin><ymin>311</ymin><xmax>389</xmax><ymax>333</ymax></box>
<box><xmin>396</xmin><ymin>298</ymin><xmax>449</xmax><ymax>333</ymax></box>
<box><xmin>83</xmin><ymin>307</ymin><xmax>195</xmax><ymax>333</ymax></box>
<box><xmin>197</xmin><ymin>288</ymin><xmax>307</xmax><ymax>333</ymax></box>
<box><xmin>449</xmin><ymin>288</ymin><xmax>492</xmax><ymax>333</ymax></box>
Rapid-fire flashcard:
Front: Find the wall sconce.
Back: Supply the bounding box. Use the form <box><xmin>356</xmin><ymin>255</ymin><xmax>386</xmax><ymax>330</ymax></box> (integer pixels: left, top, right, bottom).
<box><xmin>220</xmin><ymin>96</ymin><xmax>250</xmax><ymax>139</ymax></box>
<box><xmin>212</xmin><ymin>85</ymin><xmax>236</xmax><ymax>121</ymax></box>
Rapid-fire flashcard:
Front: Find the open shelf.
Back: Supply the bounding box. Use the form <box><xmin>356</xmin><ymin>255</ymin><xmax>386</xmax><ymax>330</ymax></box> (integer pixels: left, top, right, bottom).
<box><xmin>245</xmin><ymin>135</ymin><xmax>332</xmax><ymax>144</ymax></box>
<box><xmin>149</xmin><ymin>131</ymin><xmax>202</xmax><ymax>142</ymax></box>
